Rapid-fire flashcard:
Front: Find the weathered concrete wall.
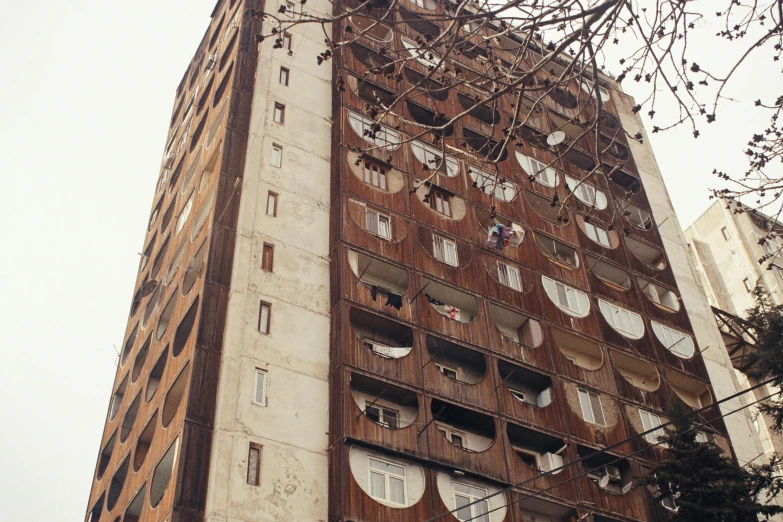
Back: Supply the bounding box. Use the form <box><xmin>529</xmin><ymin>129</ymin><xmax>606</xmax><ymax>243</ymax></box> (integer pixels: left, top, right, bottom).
<box><xmin>613</xmin><ymin>92</ymin><xmax>767</xmax><ymax>468</ymax></box>
<box><xmin>203</xmin><ymin>2</ymin><xmax>333</xmax><ymax>520</ymax></box>
<box><xmin>685</xmin><ymin>200</ymin><xmax>783</xmax><ymax>315</ymax></box>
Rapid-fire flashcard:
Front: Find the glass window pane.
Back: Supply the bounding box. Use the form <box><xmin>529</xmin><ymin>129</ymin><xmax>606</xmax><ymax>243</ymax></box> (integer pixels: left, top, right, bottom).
<box><xmin>455</xmin><ymin>494</ymin><xmax>472</xmax><ymax>521</ymax></box>
<box><xmin>389</xmin><ymin>477</ymin><xmax>405</xmax><ymax>504</ymax></box>
<box><xmin>254</xmin><ymin>371</ymin><xmax>266</xmax><ymax>403</ymax></box>
<box><xmin>590</xmin><ymin>393</ymin><xmax>606</xmax><ymax>425</ymax></box>
<box><xmin>476</xmin><ymin>500</ymin><xmax>490</xmax><ymax>522</ymax></box>
<box><xmin>578</xmin><ymin>390</ymin><xmax>594</xmax><ymax>423</ymax></box>
<box><xmin>370</xmin><ymin>471</ymin><xmax>386</xmax><ymax>499</ymax></box>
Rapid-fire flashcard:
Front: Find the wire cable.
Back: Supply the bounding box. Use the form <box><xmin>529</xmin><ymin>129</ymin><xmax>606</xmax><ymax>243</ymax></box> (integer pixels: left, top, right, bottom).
<box><xmin>423</xmin><ymin>376</ymin><xmax>777</xmax><ymax>522</ymax></box>
<box><xmin>449</xmin><ymin>391</ymin><xmax>778</xmax><ymax>522</ymax></box>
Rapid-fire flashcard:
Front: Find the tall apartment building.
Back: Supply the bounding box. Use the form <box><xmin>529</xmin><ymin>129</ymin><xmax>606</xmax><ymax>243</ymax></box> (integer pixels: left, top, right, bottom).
<box><xmin>85</xmin><ymin>1</ymin><xmax>770</xmax><ymax>521</ymax></box>
<box><xmin>685</xmin><ymin>201</ymin><xmax>783</xmax><ymax>463</ymax></box>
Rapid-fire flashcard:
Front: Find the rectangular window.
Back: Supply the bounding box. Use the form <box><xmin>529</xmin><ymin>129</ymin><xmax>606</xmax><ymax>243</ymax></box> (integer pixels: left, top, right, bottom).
<box><xmin>744</xmin><ymin>278</ymin><xmax>753</xmax><ymax>292</ymax></box>
<box><xmin>262</xmin><ymin>243</ymin><xmax>274</xmax><ymax>272</ymax></box>
<box><xmin>454</xmin><ymin>482</ymin><xmax>490</xmax><ymax>522</ymax></box>
<box><xmin>430</xmin><ymin>190</ymin><xmax>452</xmax><ymax>216</ymax></box>
<box><xmin>639</xmin><ymin>410</ymin><xmax>666</xmax><ymax>445</ymax></box>
<box><xmin>365</xmin><ymin>404</ymin><xmax>400</xmax><ymax>428</ymax></box>
<box><xmin>721</xmin><ymin>226</ymin><xmax>730</xmax><ymax>241</ymax></box>
<box><xmin>266</xmin><ymin>191</ymin><xmax>278</xmax><ymax>217</ymax></box>
<box><xmin>279</xmin><ymin>66</ymin><xmax>289</xmax><ymax>86</ymax></box>
<box><xmin>497</xmin><ymin>262</ymin><xmax>522</xmax><ymax>291</ymax></box>
<box><xmin>433</xmin><ymin>234</ymin><xmax>458</xmax><ymax>266</ymax></box>
<box><xmin>437</xmin><ymin>425</ymin><xmax>466</xmax><ymax>448</ymax></box>
<box><xmin>271</xmin><ymin>144</ymin><xmax>283</xmax><ymax>167</ymax></box>
<box><xmin>368</xmin><ymin>458</ymin><xmax>406</xmax><ymax>505</ymax></box>
<box><xmin>247</xmin><ymin>444</ymin><xmax>262</xmax><ymax>486</ymax></box>
<box><xmin>273</xmin><ymin>102</ymin><xmax>285</xmax><ymax>124</ymax></box>
<box><xmin>437</xmin><ymin>364</ymin><xmax>458</xmax><ymax>380</ymax></box>
<box><xmin>253</xmin><ymin>369</ymin><xmax>267</xmax><ymax>405</ymax></box>
<box><xmin>362</xmin><ymin>160</ymin><xmax>387</xmax><ymax>190</ymax></box>
<box><xmin>258</xmin><ymin>302</ymin><xmax>271</xmax><ymax>334</ymax></box>
<box><xmin>366</xmin><ymin>209</ymin><xmax>392</xmax><ymax>240</ymax></box>
<box><xmin>577</xmin><ymin>388</ymin><xmax>606</xmax><ymax>426</ymax></box>
<box><xmin>282</xmin><ymin>32</ymin><xmax>292</xmax><ymax>51</ymax></box>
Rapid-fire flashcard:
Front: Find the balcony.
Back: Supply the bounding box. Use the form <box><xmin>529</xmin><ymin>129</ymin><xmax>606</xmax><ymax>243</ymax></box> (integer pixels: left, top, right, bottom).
<box><xmin>431</xmin><ymin>399</ymin><xmax>495</xmax><ymax>453</ymax></box>
<box><xmin>578</xmin><ymin>445</ymin><xmax>633</xmax><ymax>495</ymax></box>
<box><xmin>508</xmin><ymin>423</ymin><xmax>566</xmax><ymax>474</ymax></box>
<box><xmin>498</xmin><ymin>361</ymin><xmax>553</xmax><ymax>408</ymax></box>
<box><xmin>422</xmin><ymin>277</ymin><xmax>480</xmax><ymax>325</ymax></box>
<box><xmin>348</xmin><ymin>250</ymin><xmax>409</xmax><ymax>317</ymax></box>
<box><xmin>425</xmin><ymin>335</ymin><xmax>495</xmax><ymax>409</ymax></box>
<box><xmin>517</xmin><ymin>497</ymin><xmax>577</xmax><ymax>522</ymax></box>
<box><xmin>553</xmin><ymin>327</ymin><xmax>603</xmax><ymax>371</ymax></box>
<box><xmin>663</xmin><ymin>369</ymin><xmax>712</xmax><ymax>410</ymax></box>
<box><xmin>609</xmin><ymin>350</ymin><xmax>660</xmax><ymax>392</ymax></box>
<box><xmin>351</xmin><ymin>373</ymin><xmax>418</xmax><ymax>430</ymax></box>
<box><xmin>349</xmin><ymin>307</ymin><xmax>413</xmax><ymax>360</ymax></box>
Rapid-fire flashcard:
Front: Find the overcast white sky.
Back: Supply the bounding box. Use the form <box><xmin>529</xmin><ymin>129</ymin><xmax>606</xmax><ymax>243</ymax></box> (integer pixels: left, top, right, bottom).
<box><xmin>0</xmin><ymin>1</ymin><xmax>776</xmax><ymax>520</ymax></box>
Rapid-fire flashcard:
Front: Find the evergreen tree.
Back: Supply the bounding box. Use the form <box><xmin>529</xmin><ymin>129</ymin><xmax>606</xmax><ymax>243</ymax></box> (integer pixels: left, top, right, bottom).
<box><xmin>638</xmin><ymin>402</ymin><xmax>783</xmax><ymax>522</ymax></box>
<box><xmin>746</xmin><ymin>287</ymin><xmax>783</xmax><ymax>435</ymax></box>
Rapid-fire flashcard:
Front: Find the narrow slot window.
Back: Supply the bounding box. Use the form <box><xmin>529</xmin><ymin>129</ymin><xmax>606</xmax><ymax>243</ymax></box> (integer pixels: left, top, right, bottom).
<box><xmin>271</xmin><ymin>144</ymin><xmax>283</xmax><ymax>167</ymax></box>
<box><xmin>247</xmin><ymin>444</ymin><xmax>262</xmax><ymax>486</ymax></box>
<box><xmin>279</xmin><ymin>67</ymin><xmax>289</xmax><ymax>86</ymax></box>
<box><xmin>744</xmin><ymin>278</ymin><xmax>753</xmax><ymax>292</ymax></box>
<box><xmin>266</xmin><ymin>192</ymin><xmax>278</xmax><ymax>216</ymax></box>
<box><xmin>253</xmin><ymin>369</ymin><xmax>267</xmax><ymax>405</ymax></box>
<box><xmin>282</xmin><ymin>32</ymin><xmax>292</xmax><ymax>51</ymax></box>
<box><xmin>262</xmin><ymin>243</ymin><xmax>274</xmax><ymax>272</ymax></box>
<box><xmin>721</xmin><ymin>226</ymin><xmax>730</xmax><ymax>241</ymax></box>
<box><xmin>273</xmin><ymin>102</ymin><xmax>285</xmax><ymax>124</ymax></box>
<box><xmin>258</xmin><ymin>302</ymin><xmax>271</xmax><ymax>334</ymax></box>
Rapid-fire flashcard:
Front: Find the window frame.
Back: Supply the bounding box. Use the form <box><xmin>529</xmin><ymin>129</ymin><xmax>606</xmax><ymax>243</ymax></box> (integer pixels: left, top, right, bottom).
<box><xmin>516</xmin><ymin>152</ymin><xmax>558</xmax><ymax>188</ymax></box>
<box><xmin>368</xmin><ymin>457</ymin><xmax>407</xmax><ymax>506</ymax></box>
<box><xmin>253</xmin><ymin>369</ymin><xmax>268</xmax><ymax>406</ymax></box>
<box><xmin>262</xmin><ymin>243</ymin><xmax>274</xmax><ymax>272</ymax></box>
<box><xmin>541</xmin><ymin>276</ymin><xmax>590</xmax><ymax>317</ymax></box>
<box><xmin>584</xmin><ymin>221</ymin><xmax>611</xmax><ymax>247</ymax></box>
<box><xmin>430</xmin><ymin>189</ymin><xmax>452</xmax><ymax>217</ymax></box>
<box><xmin>433</xmin><ymin>234</ymin><xmax>459</xmax><ymax>266</ymax></box>
<box><xmin>565</xmin><ymin>175</ymin><xmax>608</xmax><ymax>209</ymax></box>
<box><xmin>577</xmin><ymin>388</ymin><xmax>606</xmax><ymax>426</ymax></box>
<box><xmin>266</xmin><ymin>191</ymin><xmax>278</xmax><ymax>217</ymax></box>
<box><xmin>650</xmin><ymin>321</ymin><xmax>695</xmax><ymax>358</ymax></box>
<box><xmin>258</xmin><ymin>301</ymin><xmax>272</xmax><ymax>334</ymax></box>
<box><xmin>453</xmin><ymin>482</ymin><xmax>490</xmax><ymax>522</ymax></box>
<box><xmin>497</xmin><ymin>261</ymin><xmax>522</xmax><ymax>291</ymax></box>
<box><xmin>365</xmin><ymin>403</ymin><xmax>400</xmax><ymax>428</ymax></box>
<box><xmin>639</xmin><ymin>409</ymin><xmax>666</xmax><ymax>445</ymax></box>
<box><xmin>436</xmin><ymin>363</ymin><xmax>459</xmax><ymax>381</ymax></box>
<box><xmin>273</xmin><ymin>102</ymin><xmax>285</xmax><ymax>124</ymax></box>
<box><xmin>247</xmin><ymin>443</ymin><xmax>262</xmax><ymax>486</ymax></box>
<box><xmin>279</xmin><ymin>66</ymin><xmax>289</xmax><ymax>86</ymax></box>
<box><xmin>598</xmin><ymin>299</ymin><xmax>645</xmax><ymax>339</ymax></box>
<box><xmin>282</xmin><ymin>32</ymin><xmax>292</xmax><ymax>51</ymax></box>
<box><xmin>362</xmin><ymin>160</ymin><xmax>388</xmax><ymax>190</ymax></box>
<box><xmin>437</xmin><ymin>424</ymin><xmax>467</xmax><ymax>448</ymax></box>
<box><xmin>271</xmin><ymin>143</ymin><xmax>283</xmax><ymax>168</ymax></box>
<box><xmin>366</xmin><ymin>208</ymin><xmax>392</xmax><ymax>240</ymax></box>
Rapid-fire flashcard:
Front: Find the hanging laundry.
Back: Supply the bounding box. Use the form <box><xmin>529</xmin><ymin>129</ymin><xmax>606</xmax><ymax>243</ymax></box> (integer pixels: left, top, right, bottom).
<box><xmin>425</xmin><ymin>294</ymin><xmax>445</xmax><ymax>306</ymax></box>
<box><xmin>448</xmin><ymin>306</ymin><xmax>460</xmax><ymax>321</ymax></box>
<box><xmin>385</xmin><ymin>293</ymin><xmax>403</xmax><ymax>310</ymax></box>
<box><xmin>370</xmin><ymin>285</ymin><xmax>378</xmax><ymax>301</ymax></box>
<box><xmin>486</xmin><ymin>223</ymin><xmax>504</xmax><ymax>249</ymax></box>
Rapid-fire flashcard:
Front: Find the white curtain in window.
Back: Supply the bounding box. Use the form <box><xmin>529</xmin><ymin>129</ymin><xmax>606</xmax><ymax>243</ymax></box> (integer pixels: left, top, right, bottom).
<box><xmin>651</xmin><ymin>321</ymin><xmax>695</xmax><ymax>358</ymax></box>
<box><xmin>598</xmin><ymin>300</ymin><xmax>644</xmax><ymax>339</ymax></box>
<box><xmin>542</xmin><ymin>276</ymin><xmax>590</xmax><ymax>317</ymax></box>
<box><xmin>411</xmin><ymin>141</ymin><xmax>459</xmax><ymax>177</ymax></box>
